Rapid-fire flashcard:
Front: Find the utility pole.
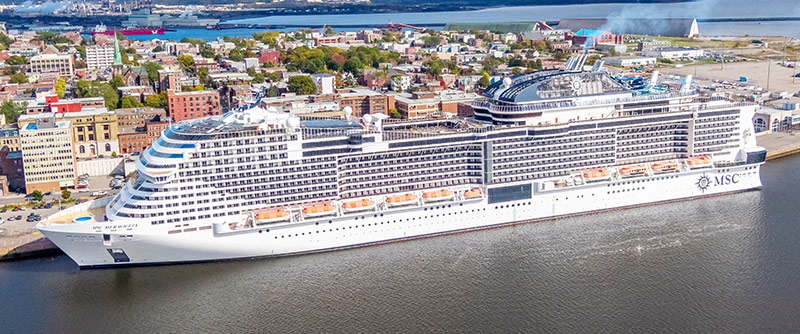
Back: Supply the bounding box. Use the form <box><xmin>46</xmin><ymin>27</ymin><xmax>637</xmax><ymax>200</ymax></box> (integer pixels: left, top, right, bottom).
<box><xmin>767</xmin><ymin>57</ymin><xmax>771</xmax><ymax>92</ymax></box>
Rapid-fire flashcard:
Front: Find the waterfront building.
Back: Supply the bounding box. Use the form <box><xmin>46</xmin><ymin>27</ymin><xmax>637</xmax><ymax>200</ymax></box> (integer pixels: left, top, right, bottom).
<box><xmin>28</xmin><ymin>54</ymin><xmax>74</xmax><ymax>77</ymax></box>
<box><xmin>19</xmin><ymin>118</ymin><xmax>75</xmax><ymax>193</ymax></box>
<box><xmin>605</xmin><ymin>56</ymin><xmax>658</xmax><ymax>67</ymax></box>
<box><xmin>166</xmin><ymin>90</ymin><xmax>221</xmax><ymax>122</ymax></box>
<box><xmin>643</xmin><ymin>47</ymin><xmax>705</xmax><ymax>60</ymax></box>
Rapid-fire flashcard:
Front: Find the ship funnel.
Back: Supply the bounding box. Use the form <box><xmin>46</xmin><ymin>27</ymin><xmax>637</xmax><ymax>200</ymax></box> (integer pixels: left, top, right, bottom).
<box><xmin>591</xmin><ymin>59</ymin><xmax>605</xmax><ymax>72</ymax></box>
<box><xmin>681</xmin><ymin>74</ymin><xmax>693</xmax><ymax>93</ymax></box>
<box><xmin>649</xmin><ymin>71</ymin><xmax>660</xmax><ymax>87</ymax></box>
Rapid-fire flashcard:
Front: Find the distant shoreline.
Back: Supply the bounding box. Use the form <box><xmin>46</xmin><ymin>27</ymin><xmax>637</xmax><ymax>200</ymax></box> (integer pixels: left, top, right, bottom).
<box><xmin>0</xmin><ymin>0</ymin><xmax>692</xmax><ymax>29</ymax></box>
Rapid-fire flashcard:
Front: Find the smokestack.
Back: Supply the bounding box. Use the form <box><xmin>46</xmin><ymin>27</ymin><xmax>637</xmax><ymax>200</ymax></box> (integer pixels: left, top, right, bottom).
<box><xmin>681</xmin><ymin>75</ymin><xmax>693</xmax><ymax>93</ymax></box>
<box><xmin>591</xmin><ymin>60</ymin><xmax>605</xmax><ymax>72</ymax></box>
<box><xmin>648</xmin><ymin>70</ymin><xmax>660</xmax><ymax>87</ymax></box>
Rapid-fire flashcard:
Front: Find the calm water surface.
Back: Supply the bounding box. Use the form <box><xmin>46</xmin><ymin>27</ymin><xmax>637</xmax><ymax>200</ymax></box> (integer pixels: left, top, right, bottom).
<box><xmin>1</xmin><ymin>154</ymin><xmax>799</xmax><ymax>332</ymax></box>
<box><xmin>122</xmin><ymin>0</ymin><xmax>800</xmax><ymax>42</ymax></box>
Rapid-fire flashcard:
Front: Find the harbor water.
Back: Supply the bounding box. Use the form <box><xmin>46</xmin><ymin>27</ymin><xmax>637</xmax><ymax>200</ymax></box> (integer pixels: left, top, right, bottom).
<box><xmin>123</xmin><ymin>0</ymin><xmax>800</xmax><ymax>42</ymax></box>
<box><xmin>1</xmin><ymin>153</ymin><xmax>799</xmax><ymax>332</ymax></box>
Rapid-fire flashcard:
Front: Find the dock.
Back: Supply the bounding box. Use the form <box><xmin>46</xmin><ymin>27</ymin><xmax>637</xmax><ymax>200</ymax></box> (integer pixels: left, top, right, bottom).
<box><xmin>757</xmin><ymin>131</ymin><xmax>800</xmax><ymax>160</ymax></box>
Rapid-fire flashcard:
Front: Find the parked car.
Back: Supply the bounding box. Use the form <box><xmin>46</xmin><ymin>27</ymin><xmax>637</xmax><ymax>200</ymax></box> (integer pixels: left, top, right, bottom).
<box><xmin>1</xmin><ymin>208</ymin><xmax>7</xmax><ymax>213</ymax></box>
<box><xmin>7</xmin><ymin>216</ymin><xmax>14</xmax><ymax>221</ymax></box>
<box><xmin>15</xmin><ymin>215</ymin><xmax>22</xmax><ymax>220</ymax></box>
<box><xmin>45</xmin><ymin>203</ymin><xmax>52</xmax><ymax>209</ymax></box>
<box><xmin>92</xmin><ymin>191</ymin><xmax>108</xmax><ymax>197</ymax></box>
<box><xmin>12</xmin><ymin>207</ymin><xmax>20</xmax><ymax>212</ymax></box>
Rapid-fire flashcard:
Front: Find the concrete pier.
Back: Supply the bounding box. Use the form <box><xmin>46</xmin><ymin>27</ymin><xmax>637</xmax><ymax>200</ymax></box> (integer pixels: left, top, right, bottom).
<box><xmin>757</xmin><ymin>131</ymin><xmax>800</xmax><ymax>160</ymax></box>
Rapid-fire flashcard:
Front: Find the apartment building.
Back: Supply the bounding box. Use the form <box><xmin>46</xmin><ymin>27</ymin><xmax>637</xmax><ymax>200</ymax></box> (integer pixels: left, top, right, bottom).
<box><xmin>166</xmin><ymin>90</ymin><xmax>221</xmax><ymax>122</ymax></box>
<box><xmin>392</xmin><ymin>90</ymin><xmax>478</xmax><ymax>119</ymax></box>
<box><xmin>85</xmin><ymin>44</ymin><xmax>115</xmax><ymax>70</ymax></box>
<box><xmin>19</xmin><ymin>108</ymin><xmax>120</xmax><ymax>159</ymax></box>
<box><xmin>28</xmin><ymin>54</ymin><xmax>74</xmax><ymax>76</ymax></box>
<box><xmin>19</xmin><ymin>118</ymin><xmax>76</xmax><ymax>193</ymax></box>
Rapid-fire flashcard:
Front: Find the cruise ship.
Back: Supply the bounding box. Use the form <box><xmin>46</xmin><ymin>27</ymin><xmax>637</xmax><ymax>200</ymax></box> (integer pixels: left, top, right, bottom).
<box><xmin>37</xmin><ymin>56</ymin><xmax>766</xmax><ymax>267</ymax></box>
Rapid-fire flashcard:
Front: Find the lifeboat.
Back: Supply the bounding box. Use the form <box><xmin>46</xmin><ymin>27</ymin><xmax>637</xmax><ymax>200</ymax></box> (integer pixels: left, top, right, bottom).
<box><xmin>255</xmin><ymin>209</ymin><xmax>290</xmax><ymax>223</ymax></box>
<box><xmin>422</xmin><ymin>189</ymin><xmax>454</xmax><ymax>203</ymax></box>
<box><xmin>619</xmin><ymin>164</ymin><xmax>648</xmax><ymax>177</ymax></box>
<box><xmin>341</xmin><ymin>199</ymin><xmax>376</xmax><ymax>213</ymax></box>
<box><xmin>583</xmin><ymin>168</ymin><xmax>611</xmax><ymax>182</ymax></box>
<box><xmin>687</xmin><ymin>156</ymin><xmax>712</xmax><ymax>169</ymax></box>
<box><xmin>464</xmin><ymin>188</ymin><xmax>483</xmax><ymax>199</ymax></box>
<box><xmin>302</xmin><ymin>203</ymin><xmax>337</xmax><ymax>217</ymax></box>
<box><xmin>652</xmin><ymin>161</ymin><xmax>679</xmax><ymax>173</ymax></box>
<box><xmin>386</xmin><ymin>193</ymin><xmax>418</xmax><ymax>207</ymax></box>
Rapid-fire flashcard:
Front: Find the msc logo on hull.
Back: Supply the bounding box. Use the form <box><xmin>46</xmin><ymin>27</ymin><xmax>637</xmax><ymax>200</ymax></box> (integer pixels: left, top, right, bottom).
<box><xmin>696</xmin><ymin>173</ymin><xmax>740</xmax><ymax>192</ymax></box>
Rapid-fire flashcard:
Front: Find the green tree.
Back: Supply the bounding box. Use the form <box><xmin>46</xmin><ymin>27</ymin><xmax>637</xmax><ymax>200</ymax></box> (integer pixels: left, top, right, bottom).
<box><xmin>9</xmin><ymin>72</ymin><xmax>27</xmax><ymax>84</ymax></box>
<box><xmin>0</xmin><ymin>33</ymin><xmax>14</xmax><ymax>48</ymax></box>
<box><xmin>267</xmin><ymin>72</ymin><xmax>282</xmax><ymax>83</ymax></box>
<box><xmin>152</xmin><ymin>45</ymin><xmax>164</xmax><ymax>53</ymax></box>
<box><xmin>482</xmin><ymin>56</ymin><xmax>503</xmax><ymax>74</ymax></box>
<box><xmin>142</xmin><ymin>62</ymin><xmax>163</xmax><ymax>84</ymax></box>
<box><xmin>0</xmin><ymin>101</ymin><xmax>25</xmax><ymax>123</ymax></box>
<box><xmin>6</xmin><ymin>55</ymin><xmax>26</xmax><ymax>66</ymax></box>
<box><xmin>192</xmin><ymin>85</ymin><xmax>204</xmax><ymax>91</ymax></box>
<box><xmin>55</xmin><ymin>78</ymin><xmax>66</xmax><ymax>98</ymax></box>
<box><xmin>119</xmin><ymin>96</ymin><xmax>142</xmax><ymax>109</ymax></box>
<box><xmin>61</xmin><ymin>189</ymin><xmax>71</xmax><ymax>200</ymax></box>
<box><xmin>343</xmin><ymin>57</ymin><xmax>363</xmax><ymax>76</ymax></box>
<box><xmin>145</xmin><ymin>92</ymin><xmax>168</xmax><ymax>110</ymax></box>
<box><xmin>33</xmin><ymin>32</ymin><xmax>71</xmax><ymax>45</ymax></box>
<box><xmin>75</xmin><ymin>45</ymin><xmax>86</xmax><ymax>59</ymax></box>
<box><xmin>110</xmin><ymin>75</ymin><xmax>125</xmax><ymax>89</ymax></box>
<box><xmin>177</xmin><ymin>55</ymin><xmax>195</xmax><ymax>74</ymax></box>
<box><xmin>228</xmin><ymin>49</ymin><xmax>244</xmax><ymax>62</ymax></box>
<box><xmin>287</xmin><ymin>76</ymin><xmax>317</xmax><ymax>95</ymax></box>
<box><xmin>197</xmin><ymin>67</ymin><xmax>209</xmax><ymax>84</ymax></box>
<box><xmin>266</xmin><ymin>85</ymin><xmax>279</xmax><ymax>97</ymax></box>
<box><xmin>389</xmin><ymin>108</ymin><xmax>402</xmax><ymax>119</ymax></box>
<box><xmin>325</xmin><ymin>26</ymin><xmax>334</xmax><ymax>36</ymax></box>
<box><xmin>31</xmin><ymin>190</ymin><xmax>43</xmax><ymax>202</ymax></box>
<box><xmin>253</xmin><ymin>32</ymin><xmax>280</xmax><ymax>48</ymax></box>
<box><xmin>252</xmin><ymin>72</ymin><xmax>265</xmax><ymax>84</ymax></box>
<box><xmin>478</xmin><ymin>71</ymin><xmax>491</xmax><ymax>88</ymax></box>
<box><xmin>75</xmin><ymin>80</ymin><xmax>118</xmax><ymax>110</ymax></box>
<box><xmin>422</xmin><ymin>36</ymin><xmax>442</xmax><ymax>48</ymax></box>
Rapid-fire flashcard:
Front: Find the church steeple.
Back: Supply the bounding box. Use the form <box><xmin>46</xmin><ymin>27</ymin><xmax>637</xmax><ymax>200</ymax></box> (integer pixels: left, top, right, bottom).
<box><xmin>113</xmin><ymin>33</ymin><xmax>123</xmax><ymax>66</ymax></box>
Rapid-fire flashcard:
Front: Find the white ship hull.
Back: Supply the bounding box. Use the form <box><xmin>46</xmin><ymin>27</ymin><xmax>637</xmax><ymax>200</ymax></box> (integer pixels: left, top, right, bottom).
<box><xmin>39</xmin><ymin>163</ymin><xmax>762</xmax><ymax>268</ymax></box>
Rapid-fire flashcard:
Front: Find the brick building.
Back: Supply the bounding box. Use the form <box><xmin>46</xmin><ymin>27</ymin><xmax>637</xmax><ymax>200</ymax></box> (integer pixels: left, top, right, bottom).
<box><xmin>166</xmin><ymin>90</ymin><xmax>221</xmax><ymax>122</ymax></box>
<box><xmin>392</xmin><ymin>90</ymin><xmax>478</xmax><ymax>119</ymax></box>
